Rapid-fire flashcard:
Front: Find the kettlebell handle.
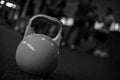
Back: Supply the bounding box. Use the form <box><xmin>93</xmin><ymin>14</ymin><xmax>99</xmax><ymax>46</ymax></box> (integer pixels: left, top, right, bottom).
<box><xmin>23</xmin><ymin>14</ymin><xmax>63</xmax><ymax>46</ymax></box>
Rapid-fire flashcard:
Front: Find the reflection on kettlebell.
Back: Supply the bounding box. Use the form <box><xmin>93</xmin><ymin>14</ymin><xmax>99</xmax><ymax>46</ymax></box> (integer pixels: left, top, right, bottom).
<box><xmin>15</xmin><ymin>14</ymin><xmax>63</xmax><ymax>76</ymax></box>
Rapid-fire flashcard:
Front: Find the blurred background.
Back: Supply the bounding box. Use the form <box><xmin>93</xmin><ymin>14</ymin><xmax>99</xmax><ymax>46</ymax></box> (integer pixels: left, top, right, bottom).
<box><xmin>1</xmin><ymin>0</ymin><xmax>120</xmax><ymax>58</ymax></box>
<box><xmin>0</xmin><ymin>0</ymin><xmax>120</xmax><ymax>80</ymax></box>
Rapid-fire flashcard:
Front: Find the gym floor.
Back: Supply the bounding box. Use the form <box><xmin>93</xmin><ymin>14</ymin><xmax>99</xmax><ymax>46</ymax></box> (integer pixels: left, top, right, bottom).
<box><xmin>0</xmin><ymin>26</ymin><xmax>120</xmax><ymax>80</ymax></box>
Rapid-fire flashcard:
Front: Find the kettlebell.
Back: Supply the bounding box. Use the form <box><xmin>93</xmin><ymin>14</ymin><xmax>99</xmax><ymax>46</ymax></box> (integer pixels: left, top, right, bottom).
<box><xmin>15</xmin><ymin>14</ymin><xmax>63</xmax><ymax>75</ymax></box>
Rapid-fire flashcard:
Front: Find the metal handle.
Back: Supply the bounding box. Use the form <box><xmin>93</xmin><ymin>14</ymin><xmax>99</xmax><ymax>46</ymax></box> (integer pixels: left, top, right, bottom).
<box><xmin>23</xmin><ymin>14</ymin><xmax>63</xmax><ymax>46</ymax></box>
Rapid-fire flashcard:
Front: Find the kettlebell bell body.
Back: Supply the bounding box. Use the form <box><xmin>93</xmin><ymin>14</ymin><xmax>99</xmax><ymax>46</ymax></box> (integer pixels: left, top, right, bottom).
<box><xmin>15</xmin><ymin>14</ymin><xmax>63</xmax><ymax>75</ymax></box>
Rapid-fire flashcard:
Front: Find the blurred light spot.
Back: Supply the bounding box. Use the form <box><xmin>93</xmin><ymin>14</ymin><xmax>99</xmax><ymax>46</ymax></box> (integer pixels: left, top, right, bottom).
<box><xmin>60</xmin><ymin>17</ymin><xmax>74</xmax><ymax>26</ymax></box>
<box><xmin>42</xmin><ymin>38</ymin><xmax>45</xmax><ymax>40</ymax></box>
<box><xmin>114</xmin><ymin>23</ymin><xmax>119</xmax><ymax>31</ymax></box>
<box><xmin>66</xmin><ymin>18</ymin><xmax>74</xmax><ymax>26</ymax></box>
<box><xmin>110</xmin><ymin>22</ymin><xmax>120</xmax><ymax>31</ymax></box>
<box><xmin>0</xmin><ymin>0</ymin><xmax>5</xmax><ymax>5</ymax></box>
<box><xmin>5</xmin><ymin>2</ymin><xmax>16</xmax><ymax>8</ymax></box>
<box><xmin>6</xmin><ymin>2</ymin><xmax>13</xmax><ymax>7</ymax></box>
<box><xmin>60</xmin><ymin>17</ymin><xmax>67</xmax><ymax>25</ymax></box>
<box><xmin>22</xmin><ymin>41</ymin><xmax>27</xmax><ymax>44</ymax></box>
<box><xmin>12</xmin><ymin>4</ymin><xmax>16</xmax><ymax>8</ymax></box>
<box><xmin>94</xmin><ymin>21</ymin><xmax>104</xmax><ymax>30</ymax></box>
<box><xmin>51</xmin><ymin>43</ymin><xmax>54</xmax><ymax>46</ymax></box>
